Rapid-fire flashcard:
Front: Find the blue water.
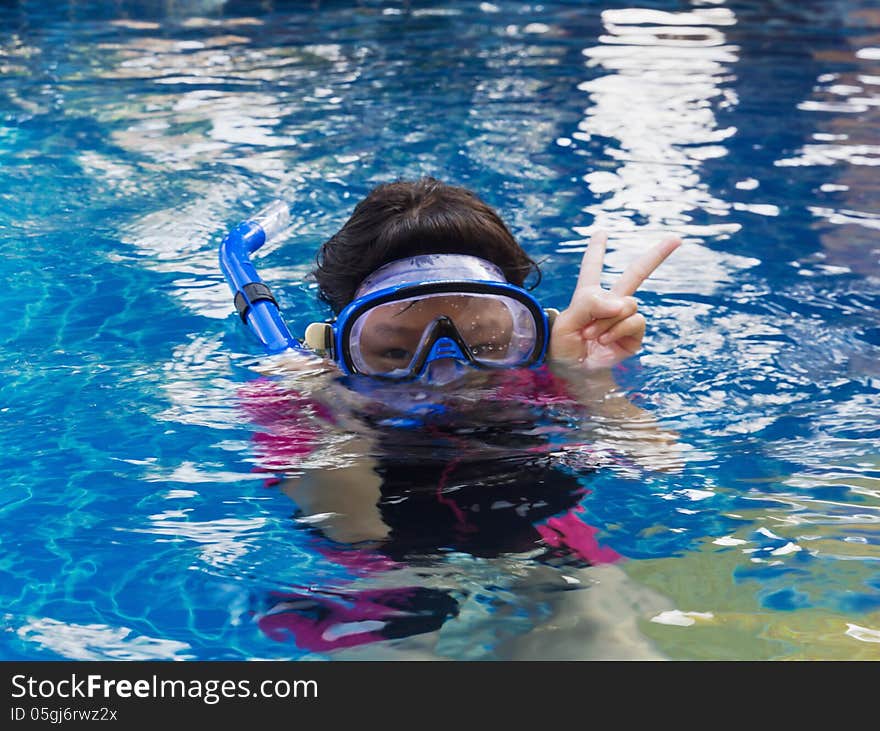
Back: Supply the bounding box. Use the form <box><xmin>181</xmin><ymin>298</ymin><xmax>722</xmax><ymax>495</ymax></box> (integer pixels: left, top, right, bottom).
<box><xmin>2</xmin><ymin>0</ymin><xmax>879</xmax><ymax>660</ymax></box>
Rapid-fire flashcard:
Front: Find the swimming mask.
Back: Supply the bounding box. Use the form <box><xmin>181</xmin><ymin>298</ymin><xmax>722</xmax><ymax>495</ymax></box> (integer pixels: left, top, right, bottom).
<box><xmin>305</xmin><ymin>254</ymin><xmax>554</xmax><ymax>381</ymax></box>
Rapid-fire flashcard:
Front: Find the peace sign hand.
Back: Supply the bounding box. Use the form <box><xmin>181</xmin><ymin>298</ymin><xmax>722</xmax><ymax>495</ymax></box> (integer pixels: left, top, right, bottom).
<box><xmin>548</xmin><ymin>231</ymin><xmax>681</xmax><ymax>370</ymax></box>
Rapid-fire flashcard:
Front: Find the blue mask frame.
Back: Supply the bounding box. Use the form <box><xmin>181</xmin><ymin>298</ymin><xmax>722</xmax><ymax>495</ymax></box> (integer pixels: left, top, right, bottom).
<box><xmin>329</xmin><ymin>280</ymin><xmax>551</xmax><ymax>380</ymax></box>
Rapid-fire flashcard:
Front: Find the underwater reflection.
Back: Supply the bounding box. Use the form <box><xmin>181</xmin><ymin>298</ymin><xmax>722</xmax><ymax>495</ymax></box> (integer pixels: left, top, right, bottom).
<box><xmin>237</xmin><ymin>359</ymin><xmax>680</xmax><ymax>657</ymax></box>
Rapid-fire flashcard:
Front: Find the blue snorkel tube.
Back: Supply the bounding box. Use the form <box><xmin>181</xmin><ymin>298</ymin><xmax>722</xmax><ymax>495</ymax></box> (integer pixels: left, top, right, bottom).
<box><xmin>218</xmin><ymin>201</ymin><xmax>302</xmax><ymax>354</ymax></box>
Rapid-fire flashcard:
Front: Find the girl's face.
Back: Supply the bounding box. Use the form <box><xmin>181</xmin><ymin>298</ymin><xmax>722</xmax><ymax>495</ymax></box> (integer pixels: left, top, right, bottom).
<box><xmin>354</xmin><ymin>294</ymin><xmax>516</xmax><ymax>375</ymax></box>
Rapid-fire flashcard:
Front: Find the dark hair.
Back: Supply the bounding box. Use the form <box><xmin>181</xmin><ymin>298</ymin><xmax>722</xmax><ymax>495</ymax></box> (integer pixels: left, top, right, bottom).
<box><xmin>313</xmin><ymin>177</ymin><xmax>541</xmax><ymax>313</ymax></box>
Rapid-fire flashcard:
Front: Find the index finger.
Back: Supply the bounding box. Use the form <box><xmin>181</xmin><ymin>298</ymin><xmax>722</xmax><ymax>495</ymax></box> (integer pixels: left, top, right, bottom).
<box><xmin>611</xmin><ymin>236</ymin><xmax>681</xmax><ymax>296</ymax></box>
<box><xmin>575</xmin><ymin>230</ymin><xmax>608</xmax><ymax>291</ymax></box>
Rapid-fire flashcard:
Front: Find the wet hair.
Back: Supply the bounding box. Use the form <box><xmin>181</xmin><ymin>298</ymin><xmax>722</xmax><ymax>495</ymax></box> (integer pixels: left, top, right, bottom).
<box><xmin>313</xmin><ymin>177</ymin><xmax>541</xmax><ymax>313</ymax></box>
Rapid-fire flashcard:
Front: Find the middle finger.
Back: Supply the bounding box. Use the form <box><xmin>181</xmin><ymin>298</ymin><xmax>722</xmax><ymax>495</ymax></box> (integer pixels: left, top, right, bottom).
<box><xmin>611</xmin><ymin>236</ymin><xmax>681</xmax><ymax>296</ymax></box>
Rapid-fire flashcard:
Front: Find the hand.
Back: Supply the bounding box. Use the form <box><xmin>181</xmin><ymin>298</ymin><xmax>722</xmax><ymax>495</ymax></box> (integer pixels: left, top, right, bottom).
<box><xmin>548</xmin><ymin>230</ymin><xmax>681</xmax><ymax>370</ymax></box>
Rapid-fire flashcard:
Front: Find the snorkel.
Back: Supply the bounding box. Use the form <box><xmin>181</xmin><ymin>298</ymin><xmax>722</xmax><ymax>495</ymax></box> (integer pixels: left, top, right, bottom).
<box><xmin>218</xmin><ymin>200</ymin><xmax>301</xmax><ymax>354</ymax></box>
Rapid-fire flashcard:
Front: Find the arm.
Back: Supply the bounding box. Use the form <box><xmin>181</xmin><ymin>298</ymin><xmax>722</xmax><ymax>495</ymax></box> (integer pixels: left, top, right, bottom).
<box><xmin>280</xmin><ymin>437</ymin><xmax>389</xmax><ymax>545</ymax></box>
<box><xmin>550</xmin><ymin>361</ymin><xmax>683</xmax><ymax>471</ymax></box>
<box><xmin>547</xmin><ymin>231</ymin><xmax>684</xmax><ymax>470</ymax></box>
<box><xmin>256</xmin><ymin>354</ymin><xmax>392</xmax><ymax>544</ymax></box>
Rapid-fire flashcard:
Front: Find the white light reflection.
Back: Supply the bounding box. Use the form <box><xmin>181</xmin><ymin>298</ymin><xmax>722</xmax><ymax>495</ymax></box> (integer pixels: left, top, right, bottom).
<box><xmin>650</xmin><ymin>609</ymin><xmax>714</xmax><ymax>627</ymax></box>
<box><xmin>846</xmin><ymin>623</ymin><xmax>880</xmax><ymax>643</ymax></box>
<box><xmin>158</xmin><ymin>334</ymin><xmax>244</xmax><ymax>430</ymax></box>
<box><xmin>76</xmin><ymin>33</ymin><xmax>354</xmax><ymax>320</ymax></box>
<box><xmin>16</xmin><ymin>618</ymin><xmax>194</xmax><ymax>660</ymax></box>
<box><xmin>143</xmin><ymin>462</ymin><xmax>268</xmax><ymax>484</ymax></box>
<box><xmin>566</xmin><ymin>5</ymin><xmax>762</xmax><ymax>294</ymax></box>
<box><xmin>130</xmin><ymin>514</ymin><xmax>266</xmax><ymax>568</ymax></box>
<box><xmin>775</xmin><ymin>17</ymin><xmax>880</xmax><ymax>277</ymax></box>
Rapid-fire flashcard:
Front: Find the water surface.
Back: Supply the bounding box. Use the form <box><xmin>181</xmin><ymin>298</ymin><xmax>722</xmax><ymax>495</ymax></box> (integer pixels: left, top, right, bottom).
<box><xmin>1</xmin><ymin>0</ymin><xmax>879</xmax><ymax>660</ymax></box>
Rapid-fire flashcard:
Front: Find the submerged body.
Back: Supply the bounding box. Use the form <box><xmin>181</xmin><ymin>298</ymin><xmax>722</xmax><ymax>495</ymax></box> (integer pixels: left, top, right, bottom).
<box><xmin>238</xmin><ymin>355</ymin><xmax>679</xmax><ymax>654</ymax></box>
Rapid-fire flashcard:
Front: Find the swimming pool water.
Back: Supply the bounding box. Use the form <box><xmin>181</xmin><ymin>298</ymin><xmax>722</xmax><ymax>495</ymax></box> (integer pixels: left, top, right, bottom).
<box><xmin>1</xmin><ymin>0</ymin><xmax>879</xmax><ymax>660</ymax></box>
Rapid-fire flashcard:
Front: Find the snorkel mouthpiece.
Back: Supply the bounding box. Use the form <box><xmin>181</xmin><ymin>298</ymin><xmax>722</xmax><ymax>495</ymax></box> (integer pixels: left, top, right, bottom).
<box><xmin>219</xmin><ymin>200</ymin><xmax>300</xmax><ymax>354</ymax></box>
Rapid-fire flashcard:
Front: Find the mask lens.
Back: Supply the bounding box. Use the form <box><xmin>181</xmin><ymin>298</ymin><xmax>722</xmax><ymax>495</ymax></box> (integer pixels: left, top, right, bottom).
<box><xmin>347</xmin><ymin>293</ymin><xmax>538</xmax><ymax>377</ymax></box>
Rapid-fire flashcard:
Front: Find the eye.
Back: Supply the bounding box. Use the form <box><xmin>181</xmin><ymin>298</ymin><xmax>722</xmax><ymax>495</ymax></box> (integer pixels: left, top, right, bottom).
<box><xmin>381</xmin><ymin>348</ymin><xmax>411</xmax><ymax>361</ymax></box>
